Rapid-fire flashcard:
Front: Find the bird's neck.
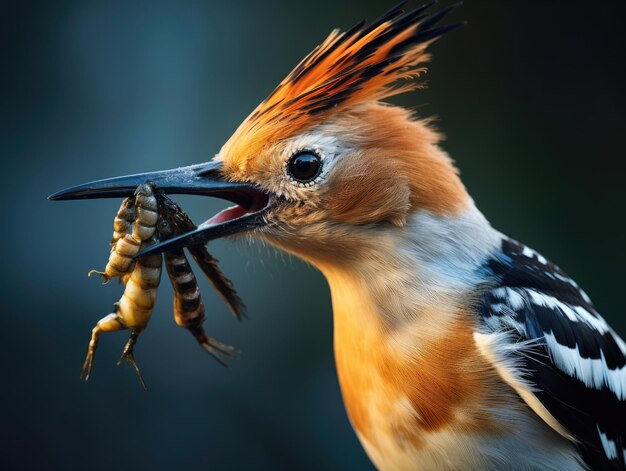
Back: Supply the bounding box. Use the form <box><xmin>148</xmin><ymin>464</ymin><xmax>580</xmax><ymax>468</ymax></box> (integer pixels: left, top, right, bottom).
<box><xmin>318</xmin><ymin>206</ymin><xmax>504</xmax><ymax>459</ymax></box>
<box><xmin>320</xmin><ymin>204</ymin><xmax>501</xmax><ymax>330</ymax></box>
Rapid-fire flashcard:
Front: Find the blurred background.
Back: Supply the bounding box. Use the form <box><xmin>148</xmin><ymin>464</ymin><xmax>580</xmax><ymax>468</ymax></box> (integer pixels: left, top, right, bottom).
<box><xmin>1</xmin><ymin>1</ymin><xmax>625</xmax><ymax>469</ymax></box>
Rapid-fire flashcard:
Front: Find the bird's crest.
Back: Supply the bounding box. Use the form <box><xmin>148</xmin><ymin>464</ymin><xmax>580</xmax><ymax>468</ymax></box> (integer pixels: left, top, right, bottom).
<box><xmin>222</xmin><ymin>1</ymin><xmax>461</xmax><ymax>164</ymax></box>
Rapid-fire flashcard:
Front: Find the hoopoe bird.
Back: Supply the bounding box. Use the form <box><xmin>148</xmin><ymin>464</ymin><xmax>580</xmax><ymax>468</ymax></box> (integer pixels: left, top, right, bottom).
<box><xmin>50</xmin><ymin>2</ymin><xmax>625</xmax><ymax>470</ymax></box>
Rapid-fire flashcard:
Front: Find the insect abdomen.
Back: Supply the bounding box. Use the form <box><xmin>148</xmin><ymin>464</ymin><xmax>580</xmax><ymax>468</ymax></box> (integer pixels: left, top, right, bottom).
<box><xmin>132</xmin><ymin>184</ymin><xmax>158</xmax><ymax>241</ymax></box>
<box><xmin>166</xmin><ymin>250</ymin><xmax>206</xmax><ymax>330</ymax></box>
<box><xmin>117</xmin><ymin>231</ymin><xmax>162</xmax><ymax>328</ymax></box>
<box><xmin>111</xmin><ymin>197</ymin><xmax>136</xmax><ymax>245</ymax></box>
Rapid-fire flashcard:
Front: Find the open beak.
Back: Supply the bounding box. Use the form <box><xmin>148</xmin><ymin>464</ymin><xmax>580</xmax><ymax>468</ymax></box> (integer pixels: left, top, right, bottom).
<box><xmin>48</xmin><ymin>160</ymin><xmax>272</xmax><ymax>255</ymax></box>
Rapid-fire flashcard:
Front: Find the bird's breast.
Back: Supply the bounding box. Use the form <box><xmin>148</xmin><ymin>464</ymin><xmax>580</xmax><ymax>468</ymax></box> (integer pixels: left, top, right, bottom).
<box><xmin>328</xmin><ymin>271</ymin><xmax>513</xmax><ymax>469</ymax></box>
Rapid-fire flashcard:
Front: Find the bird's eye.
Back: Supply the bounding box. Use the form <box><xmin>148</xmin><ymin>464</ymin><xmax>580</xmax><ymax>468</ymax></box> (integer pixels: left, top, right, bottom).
<box><xmin>287</xmin><ymin>151</ymin><xmax>322</xmax><ymax>183</ymax></box>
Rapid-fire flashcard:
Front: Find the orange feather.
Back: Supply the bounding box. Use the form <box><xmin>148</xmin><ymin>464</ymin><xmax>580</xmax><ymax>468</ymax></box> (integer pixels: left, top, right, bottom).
<box><xmin>221</xmin><ymin>2</ymin><xmax>461</xmax><ymax>166</ymax></box>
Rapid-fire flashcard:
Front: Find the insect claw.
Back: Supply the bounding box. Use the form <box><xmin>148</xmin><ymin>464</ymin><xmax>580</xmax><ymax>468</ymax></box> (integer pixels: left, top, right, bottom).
<box><xmin>117</xmin><ymin>332</ymin><xmax>148</xmax><ymax>389</ymax></box>
<box><xmin>80</xmin><ymin>351</ymin><xmax>94</xmax><ymax>381</ymax></box>
<box><xmin>197</xmin><ymin>333</ymin><xmax>241</xmax><ymax>367</ymax></box>
<box><xmin>87</xmin><ymin>269</ymin><xmax>111</xmax><ymax>284</ymax></box>
<box><xmin>117</xmin><ymin>353</ymin><xmax>147</xmax><ymax>390</ymax></box>
<box><xmin>212</xmin><ymin>341</ymin><xmax>241</xmax><ymax>358</ymax></box>
<box><xmin>201</xmin><ymin>345</ymin><xmax>229</xmax><ymax>368</ymax></box>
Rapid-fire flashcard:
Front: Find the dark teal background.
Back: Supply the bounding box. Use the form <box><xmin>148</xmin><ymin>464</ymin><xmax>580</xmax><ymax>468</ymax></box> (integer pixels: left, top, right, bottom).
<box><xmin>1</xmin><ymin>1</ymin><xmax>625</xmax><ymax>470</ymax></box>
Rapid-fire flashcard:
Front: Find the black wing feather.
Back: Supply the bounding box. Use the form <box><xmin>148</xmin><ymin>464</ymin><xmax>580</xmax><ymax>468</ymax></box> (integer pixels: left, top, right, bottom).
<box><xmin>478</xmin><ymin>238</ymin><xmax>626</xmax><ymax>470</ymax></box>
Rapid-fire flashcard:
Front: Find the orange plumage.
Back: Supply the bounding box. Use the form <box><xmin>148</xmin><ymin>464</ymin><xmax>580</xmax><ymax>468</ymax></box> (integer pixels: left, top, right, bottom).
<box><xmin>221</xmin><ymin>2</ymin><xmax>461</xmax><ymax>167</ymax></box>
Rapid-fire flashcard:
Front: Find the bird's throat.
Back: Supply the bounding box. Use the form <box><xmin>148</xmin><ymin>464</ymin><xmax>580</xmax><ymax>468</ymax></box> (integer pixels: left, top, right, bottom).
<box><xmin>319</xmin><ymin>208</ymin><xmax>506</xmax><ymax>466</ymax></box>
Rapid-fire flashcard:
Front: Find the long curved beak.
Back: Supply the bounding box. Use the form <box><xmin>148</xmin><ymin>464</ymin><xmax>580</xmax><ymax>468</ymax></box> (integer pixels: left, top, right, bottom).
<box><xmin>48</xmin><ymin>160</ymin><xmax>271</xmax><ymax>254</ymax></box>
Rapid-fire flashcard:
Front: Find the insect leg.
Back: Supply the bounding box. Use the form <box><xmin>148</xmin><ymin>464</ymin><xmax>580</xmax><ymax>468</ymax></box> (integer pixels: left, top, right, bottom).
<box><xmin>88</xmin><ymin>234</ymin><xmax>141</xmax><ymax>283</ymax></box>
<box><xmin>116</xmin><ymin>330</ymin><xmax>147</xmax><ymax>390</ymax></box>
<box><xmin>80</xmin><ymin>310</ymin><xmax>127</xmax><ymax>381</ymax></box>
<box><xmin>186</xmin><ymin>245</ymin><xmax>247</xmax><ymax>320</ymax></box>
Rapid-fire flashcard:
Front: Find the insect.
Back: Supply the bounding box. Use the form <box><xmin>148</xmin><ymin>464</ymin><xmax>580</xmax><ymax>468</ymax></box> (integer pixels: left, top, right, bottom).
<box><xmin>81</xmin><ymin>185</ymin><xmax>163</xmax><ymax>388</ymax></box>
<box><xmin>160</xmin><ymin>217</ymin><xmax>239</xmax><ymax>366</ymax></box>
<box><xmin>80</xmin><ymin>184</ymin><xmax>244</xmax><ymax>388</ymax></box>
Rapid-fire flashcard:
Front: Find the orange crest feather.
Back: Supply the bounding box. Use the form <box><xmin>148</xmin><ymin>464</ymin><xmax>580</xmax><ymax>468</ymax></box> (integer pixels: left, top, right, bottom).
<box><xmin>221</xmin><ymin>1</ymin><xmax>461</xmax><ymax>165</ymax></box>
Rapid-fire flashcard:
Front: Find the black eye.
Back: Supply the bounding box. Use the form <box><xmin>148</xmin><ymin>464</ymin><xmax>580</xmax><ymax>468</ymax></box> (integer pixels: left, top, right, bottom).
<box><xmin>287</xmin><ymin>151</ymin><xmax>322</xmax><ymax>183</ymax></box>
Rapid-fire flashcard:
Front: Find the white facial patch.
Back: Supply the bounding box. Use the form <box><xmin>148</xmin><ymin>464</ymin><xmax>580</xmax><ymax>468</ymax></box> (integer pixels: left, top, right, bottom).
<box><xmin>280</xmin><ymin>131</ymin><xmax>351</xmax><ymax>194</ymax></box>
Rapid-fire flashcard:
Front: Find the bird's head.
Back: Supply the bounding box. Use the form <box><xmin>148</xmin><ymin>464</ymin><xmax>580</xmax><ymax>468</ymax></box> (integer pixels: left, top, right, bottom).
<box><xmin>50</xmin><ymin>2</ymin><xmax>468</xmax><ymax>270</ymax></box>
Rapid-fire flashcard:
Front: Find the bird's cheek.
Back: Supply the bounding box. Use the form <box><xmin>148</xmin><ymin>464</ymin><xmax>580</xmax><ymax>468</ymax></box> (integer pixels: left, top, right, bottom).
<box><xmin>274</xmin><ymin>199</ymin><xmax>325</xmax><ymax>227</ymax></box>
<box><xmin>323</xmin><ymin>179</ymin><xmax>411</xmax><ymax>227</ymax></box>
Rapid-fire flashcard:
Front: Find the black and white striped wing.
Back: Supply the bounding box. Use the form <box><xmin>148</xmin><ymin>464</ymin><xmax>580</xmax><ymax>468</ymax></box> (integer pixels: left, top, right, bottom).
<box><xmin>477</xmin><ymin>239</ymin><xmax>626</xmax><ymax>470</ymax></box>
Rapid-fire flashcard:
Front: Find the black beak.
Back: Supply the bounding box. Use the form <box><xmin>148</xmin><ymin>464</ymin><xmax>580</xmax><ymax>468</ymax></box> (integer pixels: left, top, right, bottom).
<box><xmin>51</xmin><ymin>160</ymin><xmax>251</xmax><ymax>203</ymax></box>
<box><xmin>49</xmin><ymin>160</ymin><xmax>271</xmax><ymax>254</ymax></box>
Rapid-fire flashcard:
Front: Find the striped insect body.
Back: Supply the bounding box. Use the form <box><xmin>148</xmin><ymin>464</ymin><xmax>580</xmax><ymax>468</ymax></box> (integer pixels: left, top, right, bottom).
<box><xmin>89</xmin><ymin>183</ymin><xmax>158</xmax><ymax>283</ymax></box>
<box><xmin>131</xmin><ymin>184</ymin><xmax>159</xmax><ymax>242</ymax></box>
<box><xmin>111</xmin><ymin>197</ymin><xmax>136</xmax><ymax>246</ymax></box>
<box><xmin>116</xmin><ymin>231</ymin><xmax>162</xmax><ymax>329</ymax></box>
<box><xmin>160</xmin><ymin>217</ymin><xmax>238</xmax><ymax>366</ymax></box>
